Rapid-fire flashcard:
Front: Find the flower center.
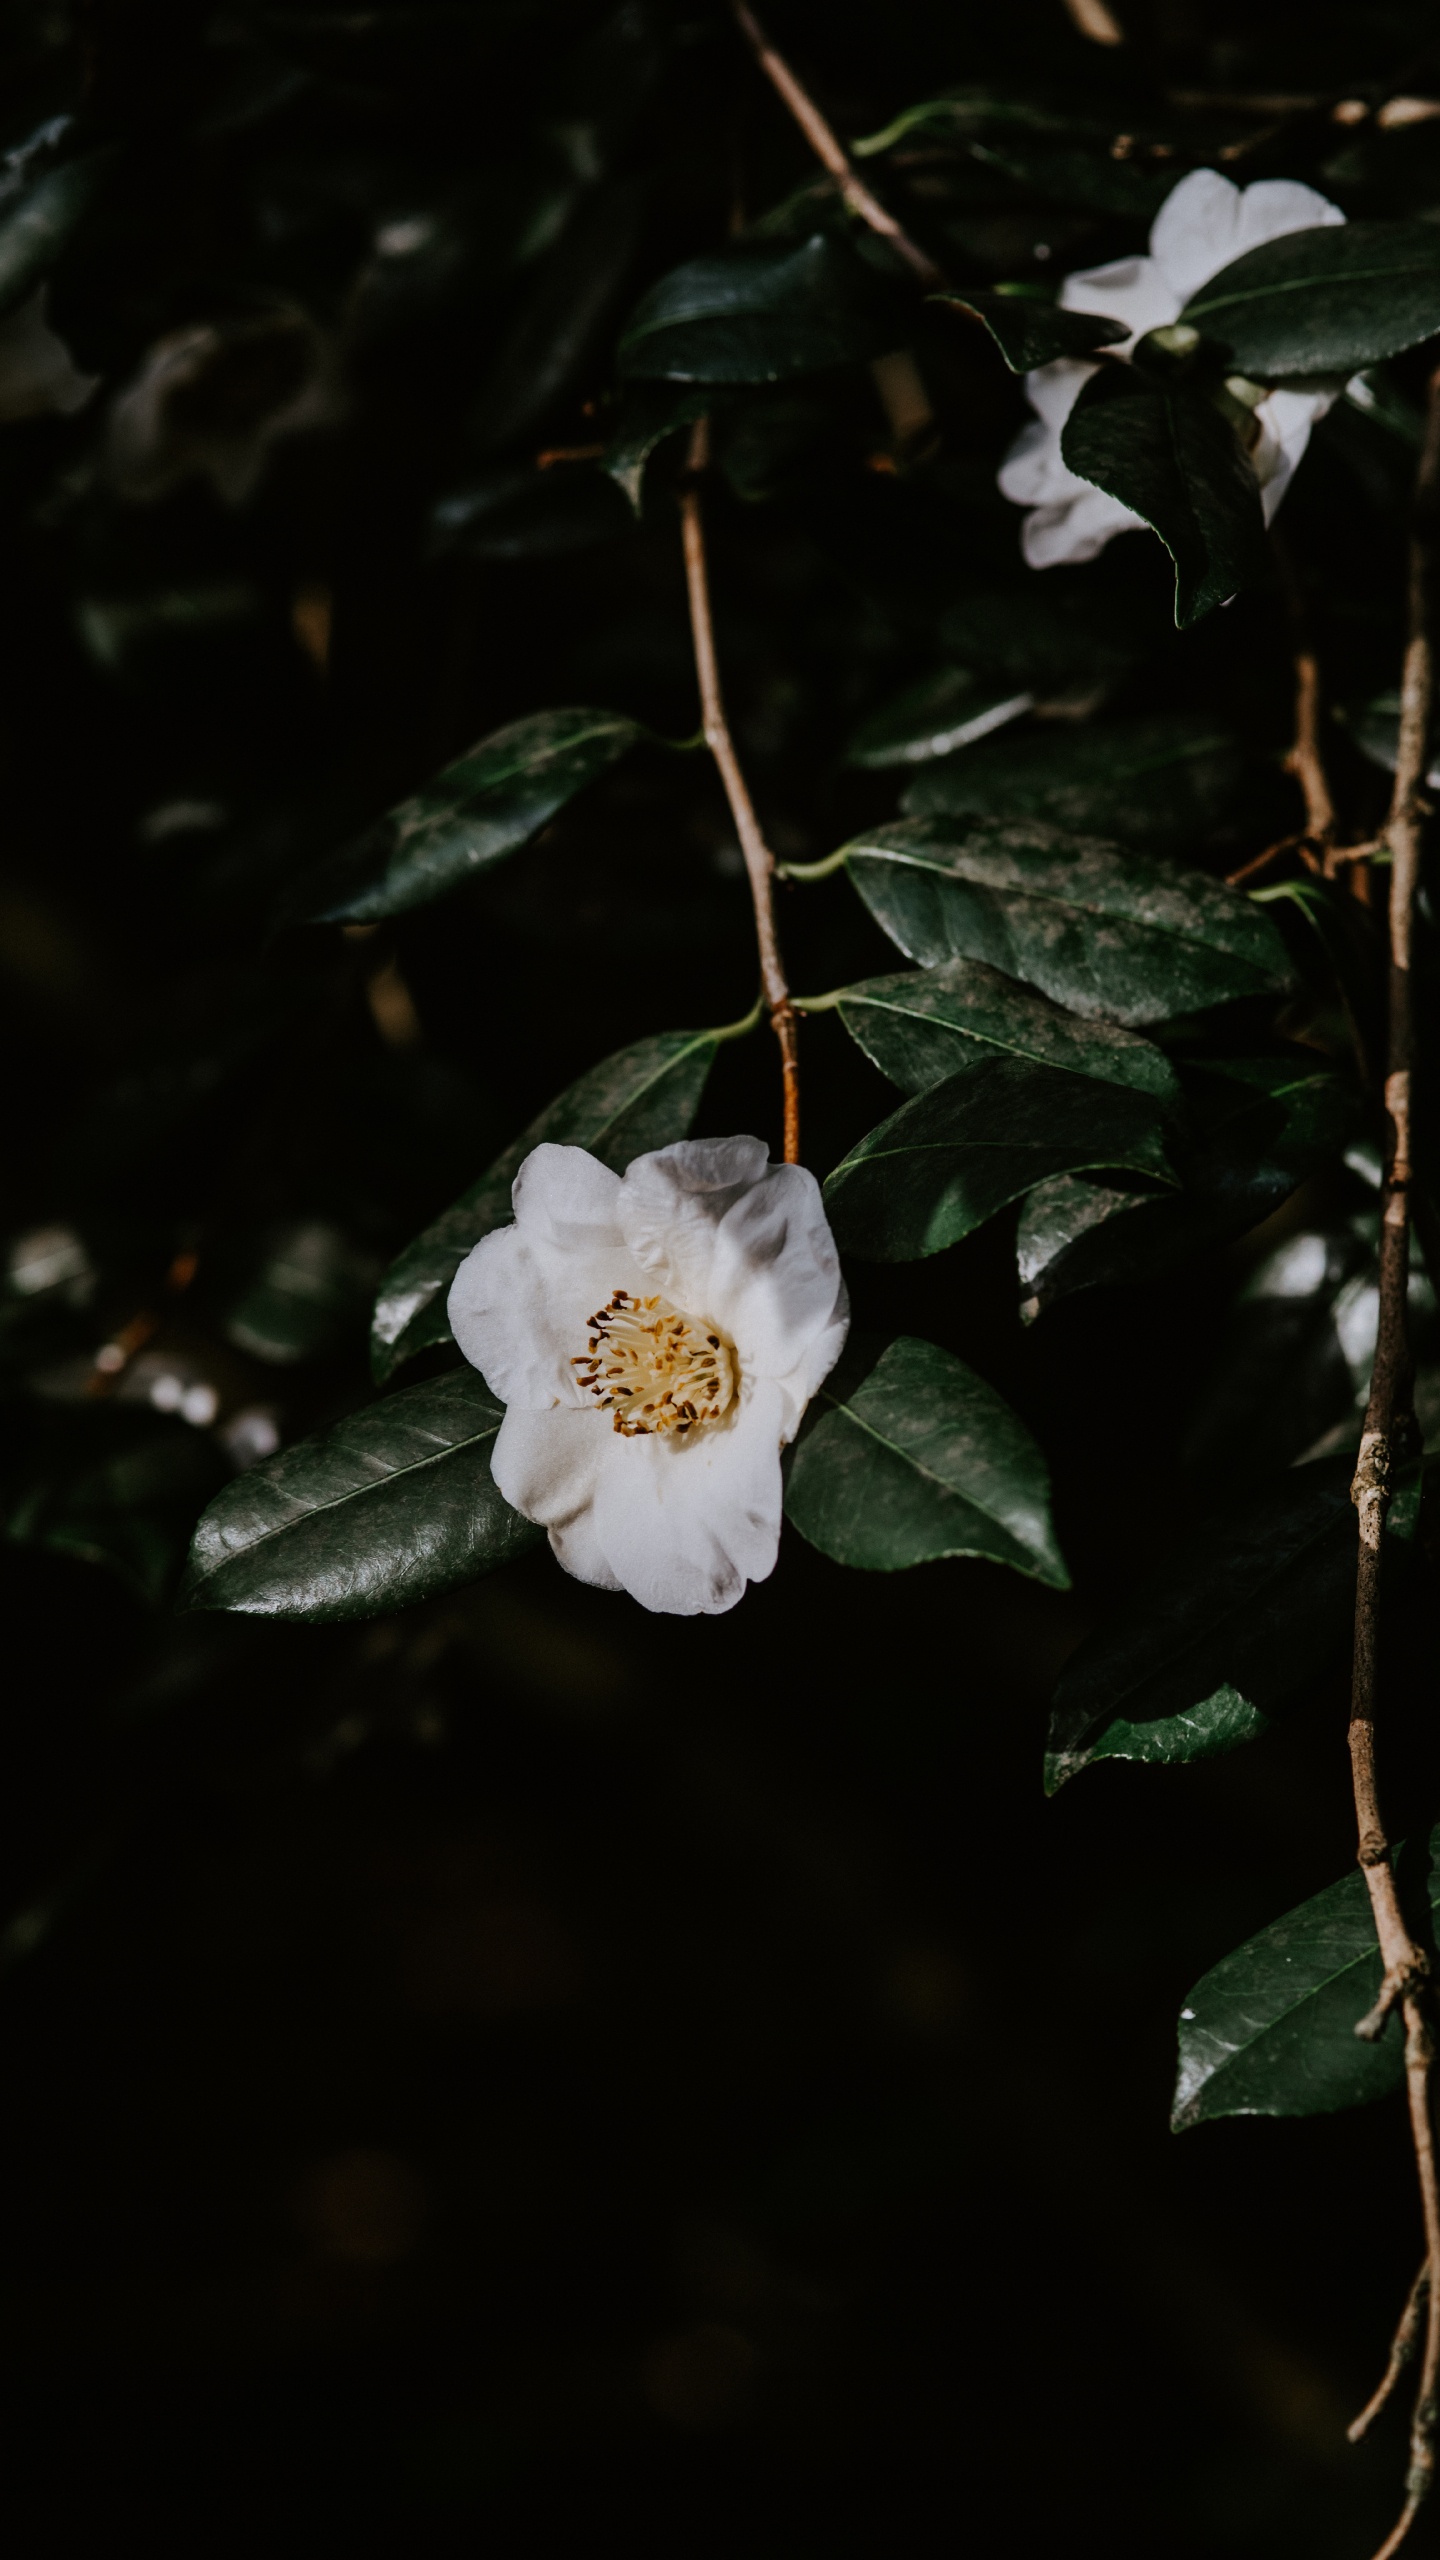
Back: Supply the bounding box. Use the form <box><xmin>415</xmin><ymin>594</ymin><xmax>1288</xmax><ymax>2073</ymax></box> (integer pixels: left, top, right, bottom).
<box><xmin>572</xmin><ymin>1289</ymin><xmax>735</xmax><ymax>1437</ymax></box>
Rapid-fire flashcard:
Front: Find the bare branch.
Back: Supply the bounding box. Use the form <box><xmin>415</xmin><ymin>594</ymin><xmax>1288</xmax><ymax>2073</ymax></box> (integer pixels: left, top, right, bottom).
<box><xmin>678</xmin><ymin>418</ymin><xmax>800</xmax><ymax>1164</ymax></box>
<box><xmin>1347</xmin><ymin>361</ymin><xmax>1440</xmax><ymax>2560</ymax></box>
<box><xmin>728</xmin><ymin>2</ymin><xmax>944</xmax><ymax>287</ymax></box>
<box><xmin>1352</xmin><ymin>2265</ymin><xmax>1430</xmax><ymax>2444</ymax></box>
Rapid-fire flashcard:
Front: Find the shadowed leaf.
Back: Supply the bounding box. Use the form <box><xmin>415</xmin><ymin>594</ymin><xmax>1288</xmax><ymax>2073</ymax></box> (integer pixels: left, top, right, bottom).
<box><xmin>1060</xmin><ymin>365</ymin><xmax>1270</xmax><ymax>627</ymax></box>
<box><xmin>1182</xmin><ymin>221</ymin><xmax>1440</xmax><ymax>380</ymax></box>
<box><xmin>618</xmin><ymin>233</ymin><xmax>897</xmax><ymax>383</ymax></box>
<box><xmin>935</xmin><ymin>287</ymin><xmax>1127</xmax><ymax>372</ymax></box>
<box><xmin>834</xmin><ymin>957</ymin><xmax>1180</xmax><ymax>1100</ymax></box>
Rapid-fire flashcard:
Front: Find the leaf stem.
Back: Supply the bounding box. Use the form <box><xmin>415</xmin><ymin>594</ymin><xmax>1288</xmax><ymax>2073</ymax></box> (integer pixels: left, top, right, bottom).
<box><xmin>1347</xmin><ymin>359</ymin><xmax>1440</xmax><ymax>2560</ymax></box>
<box><xmin>727</xmin><ymin>1</ymin><xmax>945</xmax><ymax>288</ymax></box>
<box><xmin>776</xmin><ymin>846</ymin><xmax>850</xmax><ymax>883</ymax></box>
<box><xmin>709</xmin><ymin>992</ymin><xmax>767</xmax><ymax>1041</ymax></box>
<box><xmin>678</xmin><ymin>416</ymin><xmax>800</xmax><ymax>1162</ymax></box>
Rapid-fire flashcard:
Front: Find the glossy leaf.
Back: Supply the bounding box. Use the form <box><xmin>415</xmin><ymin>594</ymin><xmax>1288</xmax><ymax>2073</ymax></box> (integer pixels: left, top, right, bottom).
<box><xmin>846</xmin><ymin>667</ymin><xmax>1034</xmax><ymax>769</ymax></box>
<box><xmin>618</xmin><ymin>233</ymin><xmax>896</xmax><ymax>384</ymax></box>
<box><xmin>1182</xmin><ymin>221</ymin><xmax>1440</xmax><ymax>381</ymax></box>
<box><xmin>1171</xmin><ymin>1823</ymin><xmax>1440</xmax><ymax>2130</ymax></box>
<box><xmin>0</xmin><ymin>150</ymin><xmax>111</xmax><ymax>322</ymax></box>
<box><xmin>284</xmin><ymin>708</ymin><xmax>644</xmax><ymax>926</ymax></box>
<box><xmin>823</xmin><ymin>1055</ymin><xmax>1173</xmax><ymax>1261</ymax></box>
<box><xmin>180</xmin><ymin>1371</ymin><xmax>540</xmax><ymax>1623</ymax></box>
<box><xmin>903</xmin><ymin>711</ymin><xmax>1244</xmax><ymax>847</ymax></box>
<box><xmin>785</xmin><ymin>1336</ymin><xmax>1068</xmax><ymax>1582</ymax></box>
<box><xmin>602</xmin><ymin>381</ymin><xmax>712</xmax><ymax>511</ymax></box>
<box><xmin>934</xmin><ymin>287</ymin><xmax>1128</xmax><ymax>372</ymax></box>
<box><xmin>428</xmin><ymin>467</ymin><xmax>632</xmax><ymax>560</ymax></box>
<box><xmin>1060</xmin><ymin>366</ymin><xmax>1269</xmax><ymax>627</ymax></box>
<box><xmin>1047</xmin><ymin>1457</ymin><xmax>1422</xmax><ymax>1795</ymax></box>
<box><xmin>833</xmin><ymin>958</ymin><xmax>1180</xmax><ymax>1100</ymax></box>
<box><xmin>372</xmin><ymin>1028</ymin><xmax>720</xmax><ymax>1379</ymax></box>
<box><xmin>1017</xmin><ymin>1057</ymin><xmax>1357</xmax><ymax>1317</ymax></box>
<box><xmin>841</xmin><ymin>815</ymin><xmax>1290</xmax><ymax>1026</ymax></box>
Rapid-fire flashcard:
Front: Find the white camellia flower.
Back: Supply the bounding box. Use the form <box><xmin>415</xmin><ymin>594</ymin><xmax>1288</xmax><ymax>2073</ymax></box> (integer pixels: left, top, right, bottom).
<box><xmin>998</xmin><ymin>168</ymin><xmax>1346</xmax><ymax>569</ymax></box>
<box><xmin>448</xmin><ymin>1135</ymin><xmax>849</xmax><ymax>1617</ymax></box>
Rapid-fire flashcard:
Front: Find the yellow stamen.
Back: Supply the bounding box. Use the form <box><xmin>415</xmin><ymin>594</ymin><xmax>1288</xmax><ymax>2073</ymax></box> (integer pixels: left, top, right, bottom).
<box><xmin>571</xmin><ymin>1290</ymin><xmax>736</xmax><ymax>1437</ymax></box>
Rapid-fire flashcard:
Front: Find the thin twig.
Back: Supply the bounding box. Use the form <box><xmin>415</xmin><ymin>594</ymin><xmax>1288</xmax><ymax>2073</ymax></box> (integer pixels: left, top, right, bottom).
<box><xmin>1347</xmin><ymin>361</ymin><xmax>1440</xmax><ymax>2560</ymax></box>
<box><xmin>1225</xmin><ymin>831</ymin><xmax>1317</xmax><ymax>888</ymax></box>
<box><xmin>1270</xmin><ymin>527</ymin><xmax>1338</xmax><ymax>859</ymax></box>
<box><xmin>1352</xmin><ymin>2265</ymin><xmax>1431</xmax><ymax>2444</ymax></box>
<box><xmin>728</xmin><ymin>1</ymin><xmax>944</xmax><ymax>287</ymax></box>
<box><xmin>678</xmin><ymin>417</ymin><xmax>800</xmax><ymax>1162</ymax></box>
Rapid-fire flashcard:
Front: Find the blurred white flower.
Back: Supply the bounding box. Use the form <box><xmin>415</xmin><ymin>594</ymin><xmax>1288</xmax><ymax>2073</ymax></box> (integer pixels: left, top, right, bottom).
<box><xmin>448</xmin><ymin>1136</ymin><xmax>849</xmax><ymax>1617</ymax></box>
<box><xmin>106</xmin><ymin>308</ymin><xmax>341</xmax><ymax>506</ymax></box>
<box><xmin>998</xmin><ymin>169</ymin><xmax>1346</xmax><ymax>569</ymax></box>
<box><xmin>0</xmin><ymin>288</ymin><xmax>97</xmax><ymax>424</ymax></box>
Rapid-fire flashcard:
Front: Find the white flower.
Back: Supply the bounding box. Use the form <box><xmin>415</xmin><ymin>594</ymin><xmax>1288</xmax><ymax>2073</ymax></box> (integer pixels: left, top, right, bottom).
<box><xmin>448</xmin><ymin>1135</ymin><xmax>849</xmax><ymax>1617</ymax></box>
<box><xmin>998</xmin><ymin>168</ymin><xmax>1346</xmax><ymax>569</ymax></box>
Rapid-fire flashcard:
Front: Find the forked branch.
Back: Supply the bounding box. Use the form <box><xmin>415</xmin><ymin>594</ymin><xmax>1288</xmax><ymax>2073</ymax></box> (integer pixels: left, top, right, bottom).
<box><xmin>678</xmin><ymin>417</ymin><xmax>800</xmax><ymax>1163</ymax></box>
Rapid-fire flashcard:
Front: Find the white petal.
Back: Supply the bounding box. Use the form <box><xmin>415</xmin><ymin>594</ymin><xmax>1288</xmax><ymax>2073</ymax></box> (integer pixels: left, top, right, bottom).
<box><xmin>1059</xmin><ymin>254</ymin><xmax>1177</xmax><ymax>345</ymax></box>
<box><xmin>490</xmin><ymin>1404</ymin><xmax>622</xmax><ymax>1590</ymax></box>
<box><xmin>448</xmin><ymin>1216</ymin><xmax>649</xmax><ymax>1412</ymax></box>
<box><xmin>511</xmin><ymin>1141</ymin><xmax>624</xmax><ymax>1251</ymax></box>
<box><xmin>1234</xmin><ymin>179</ymin><xmax>1344</xmax><ymax>257</ymax></box>
<box><xmin>1021</xmin><ymin>357</ymin><xmax>1097</xmax><ymax>435</ymax></box>
<box><xmin>705</xmin><ymin>1163</ymin><xmax>847</xmax><ymax>1397</ymax></box>
<box><xmin>589</xmin><ymin>1384</ymin><xmax>787</xmax><ymax>1616</ymax></box>
<box><xmin>1148</xmin><ymin>169</ymin><xmax>1247</xmax><ymax>302</ymax></box>
<box><xmin>618</xmin><ymin>1135</ymin><xmax>768</xmax><ymax>1310</ymax></box>
<box><xmin>1020</xmin><ymin>487</ymin><xmax>1143</xmax><ymax>569</ymax></box>
<box><xmin>997</xmin><ymin>415</ymin><xmax>1081</xmax><ymax>508</ymax></box>
<box><xmin>1252</xmin><ymin>388</ymin><xmax>1330</xmax><ymax>523</ymax></box>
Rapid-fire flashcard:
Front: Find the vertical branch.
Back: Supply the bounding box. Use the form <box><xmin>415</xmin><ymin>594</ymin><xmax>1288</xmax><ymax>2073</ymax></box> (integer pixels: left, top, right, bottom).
<box><xmin>1347</xmin><ymin>361</ymin><xmax>1440</xmax><ymax>2560</ymax></box>
<box><xmin>1270</xmin><ymin>528</ymin><xmax>1337</xmax><ymax>866</ymax></box>
<box><xmin>678</xmin><ymin>418</ymin><xmax>800</xmax><ymax>1164</ymax></box>
<box><xmin>728</xmin><ymin>1</ymin><xmax>944</xmax><ymax>287</ymax></box>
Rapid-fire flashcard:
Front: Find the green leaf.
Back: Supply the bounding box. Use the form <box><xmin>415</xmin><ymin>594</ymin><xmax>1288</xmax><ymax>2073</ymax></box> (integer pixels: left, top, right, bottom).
<box><xmin>934</xmin><ymin>287</ymin><xmax>1128</xmax><ymax>372</ymax></box>
<box><xmin>428</xmin><ymin>466</ymin><xmax>632</xmax><ymax>560</ymax></box>
<box><xmin>180</xmin><ymin>1371</ymin><xmax>540</xmax><ymax>1623</ymax></box>
<box><xmin>283</xmin><ymin>708</ymin><xmax>644</xmax><ymax>925</ymax></box>
<box><xmin>903</xmin><ymin>711</ymin><xmax>1244</xmax><ymax>848</ymax></box>
<box><xmin>785</xmin><ymin>1336</ymin><xmax>1068</xmax><ymax>1582</ymax></box>
<box><xmin>1341</xmin><ymin>688</ymin><xmax>1440</xmax><ymax>790</ymax></box>
<box><xmin>371</xmin><ymin>1027</ymin><xmax>720</xmax><ymax>1380</ymax></box>
<box><xmin>602</xmin><ymin>381</ymin><xmax>713</xmax><ymax>512</ymax></box>
<box><xmin>1171</xmin><ymin>1821</ymin><xmax>1440</xmax><ymax>2131</ymax></box>
<box><xmin>1047</xmin><ymin>1456</ymin><xmax>1423</xmax><ymax>1796</ymax></box>
<box><xmin>841</xmin><ymin>815</ymin><xmax>1290</xmax><ymax>1026</ymax></box>
<box><xmin>935</xmin><ymin>586</ymin><xmax>1144</xmax><ymax>694</ymax></box>
<box><xmin>8</xmin><ymin>1420</ymin><xmax>226</xmax><ymax>1609</ymax></box>
<box><xmin>220</xmin><ymin>1221</ymin><xmax>379</xmax><ymax>1366</ymax></box>
<box><xmin>833</xmin><ymin>957</ymin><xmax>1180</xmax><ymax>1101</ymax></box>
<box><xmin>823</xmin><ymin>1055</ymin><xmax>1173</xmax><ymax>1261</ymax></box>
<box><xmin>1182</xmin><ymin>221</ymin><xmax>1440</xmax><ymax>382</ymax></box>
<box><xmin>846</xmin><ymin>667</ymin><xmax>1034</xmax><ymax>770</ymax></box>
<box><xmin>618</xmin><ymin>233</ymin><xmax>897</xmax><ymax>384</ymax></box>
<box><xmin>1017</xmin><ymin>1057</ymin><xmax>1358</xmax><ymax>1318</ymax></box>
<box><xmin>1060</xmin><ymin>366</ymin><xmax>1270</xmax><ymax>628</ymax></box>
<box><xmin>0</xmin><ymin>149</ymin><xmax>112</xmax><ymax>322</ymax></box>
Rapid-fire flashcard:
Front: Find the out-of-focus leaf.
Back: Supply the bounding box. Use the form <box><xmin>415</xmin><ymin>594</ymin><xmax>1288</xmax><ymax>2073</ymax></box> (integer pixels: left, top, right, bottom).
<box><xmin>1017</xmin><ymin>1056</ymin><xmax>1358</xmax><ymax>1317</ymax></box>
<box><xmin>602</xmin><ymin>381</ymin><xmax>712</xmax><ymax>511</ymax></box>
<box><xmin>1171</xmin><ymin>1822</ymin><xmax>1440</xmax><ymax>2131</ymax></box>
<box><xmin>1048</xmin><ymin>1456</ymin><xmax>1423</xmax><ymax>1795</ymax></box>
<box><xmin>618</xmin><ymin>233</ymin><xmax>897</xmax><ymax>383</ymax></box>
<box><xmin>0</xmin><ymin>148</ymin><xmax>112</xmax><ymax>322</ymax></box>
<box><xmin>841</xmin><ymin>814</ymin><xmax>1290</xmax><ymax>1025</ymax></box>
<box><xmin>904</xmin><ymin>711</ymin><xmax>1244</xmax><ymax>847</ymax></box>
<box><xmin>935</xmin><ymin>287</ymin><xmax>1127</xmax><ymax>372</ymax></box>
<box><xmin>471</xmin><ymin>177</ymin><xmax>644</xmax><ymax>453</ymax></box>
<box><xmin>8</xmin><ymin>1420</ymin><xmax>227</xmax><ymax>1608</ymax></box>
<box><xmin>1061</xmin><ymin>366</ymin><xmax>1269</xmax><ymax>627</ymax></box>
<box><xmin>1182</xmin><ymin>222</ymin><xmax>1440</xmax><ymax>380</ymax></box>
<box><xmin>823</xmin><ymin>1055</ymin><xmax>1173</xmax><ymax>1261</ymax></box>
<box><xmin>935</xmin><ymin>586</ymin><xmax>1144</xmax><ymax>693</ymax></box>
<box><xmin>846</xmin><ymin>667</ymin><xmax>1034</xmax><ymax>769</ymax></box>
<box><xmin>785</xmin><ymin>1335</ymin><xmax>1068</xmax><ymax>1581</ymax></box>
<box><xmin>220</xmin><ymin>1221</ymin><xmax>379</xmax><ymax>1366</ymax></box>
<box><xmin>1341</xmin><ymin>688</ymin><xmax>1440</xmax><ymax>790</ymax></box>
<box><xmin>429</xmin><ymin>466</ymin><xmax>632</xmax><ymax>560</ymax></box>
<box><xmin>180</xmin><ymin>1371</ymin><xmax>540</xmax><ymax>1622</ymax></box>
<box><xmin>833</xmin><ymin>957</ymin><xmax>1180</xmax><ymax>1099</ymax></box>
<box><xmin>372</xmin><ymin>1028</ymin><xmax>720</xmax><ymax>1379</ymax></box>
<box><xmin>1181</xmin><ymin>1225</ymin><xmax>1373</xmax><ymax>1479</ymax></box>
<box><xmin>284</xmin><ymin>708</ymin><xmax>644</xmax><ymax>926</ymax></box>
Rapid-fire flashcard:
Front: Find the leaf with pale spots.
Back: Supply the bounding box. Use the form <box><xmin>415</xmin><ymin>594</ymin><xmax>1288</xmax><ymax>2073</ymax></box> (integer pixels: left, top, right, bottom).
<box><xmin>833</xmin><ymin>958</ymin><xmax>1179</xmax><ymax>1101</ymax></box>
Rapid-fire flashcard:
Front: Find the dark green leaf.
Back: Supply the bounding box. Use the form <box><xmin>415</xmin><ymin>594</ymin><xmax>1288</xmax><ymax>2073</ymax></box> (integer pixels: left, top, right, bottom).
<box><xmin>618</xmin><ymin>233</ymin><xmax>897</xmax><ymax>384</ymax></box>
<box><xmin>1180</xmin><ymin>1225</ymin><xmax>1374</xmax><ymax>1481</ymax></box>
<box><xmin>9</xmin><ymin>1420</ymin><xmax>226</xmax><ymax>1608</ymax></box>
<box><xmin>1047</xmin><ymin>1456</ymin><xmax>1422</xmax><ymax>1794</ymax></box>
<box><xmin>0</xmin><ymin>150</ymin><xmax>112</xmax><ymax>323</ymax></box>
<box><xmin>785</xmin><ymin>1336</ymin><xmax>1068</xmax><ymax>1582</ymax></box>
<box><xmin>935</xmin><ymin>586</ymin><xmax>1145</xmax><ymax>694</ymax></box>
<box><xmin>833</xmin><ymin>957</ymin><xmax>1180</xmax><ymax>1100</ymax></box>
<box><xmin>1341</xmin><ymin>688</ymin><xmax>1440</xmax><ymax>790</ymax></box>
<box><xmin>1017</xmin><ymin>1056</ymin><xmax>1358</xmax><ymax>1317</ymax></box>
<box><xmin>1060</xmin><ymin>365</ymin><xmax>1270</xmax><ymax>627</ymax></box>
<box><xmin>934</xmin><ymin>287</ymin><xmax>1128</xmax><ymax>372</ymax></box>
<box><xmin>823</xmin><ymin>1055</ymin><xmax>1173</xmax><ymax>1261</ymax></box>
<box><xmin>284</xmin><ymin>708</ymin><xmax>644</xmax><ymax>926</ymax></box>
<box><xmin>846</xmin><ymin>667</ymin><xmax>1034</xmax><ymax>769</ymax></box>
<box><xmin>428</xmin><ymin>466</ymin><xmax>632</xmax><ymax>560</ymax></box>
<box><xmin>602</xmin><ymin>381</ymin><xmax>713</xmax><ymax>511</ymax></box>
<box><xmin>372</xmin><ymin>1027</ymin><xmax>720</xmax><ymax>1379</ymax></box>
<box><xmin>1182</xmin><ymin>221</ymin><xmax>1440</xmax><ymax>382</ymax></box>
<box><xmin>220</xmin><ymin>1221</ymin><xmax>379</xmax><ymax>1366</ymax></box>
<box><xmin>471</xmin><ymin>178</ymin><xmax>643</xmax><ymax>453</ymax></box>
<box><xmin>903</xmin><ymin>711</ymin><xmax>1244</xmax><ymax>847</ymax></box>
<box><xmin>1171</xmin><ymin>1821</ymin><xmax>1440</xmax><ymax>2130</ymax></box>
<box><xmin>180</xmin><ymin>1371</ymin><xmax>540</xmax><ymax>1623</ymax></box>
<box><xmin>841</xmin><ymin>814</ymin><xmax>1290</xmax><ymax>1025</ymax></box>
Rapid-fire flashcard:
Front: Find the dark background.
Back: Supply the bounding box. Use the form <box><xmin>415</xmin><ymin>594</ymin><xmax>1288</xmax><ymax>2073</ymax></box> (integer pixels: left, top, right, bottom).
<box><xmin>1</xmin><ymin>2</ymin><xmax>1438</xmax><ymax>2549</ymax></box>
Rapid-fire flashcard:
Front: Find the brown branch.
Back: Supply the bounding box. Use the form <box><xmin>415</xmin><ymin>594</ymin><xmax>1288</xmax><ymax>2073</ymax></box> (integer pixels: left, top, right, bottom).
<box><xmin>1270</xmin><ymin>526</ymin><xmax>1338</xmax><ymax>859</ymax></box>
<box><xmin>1352</xmin><ymin>2264</ymin><xmax>1431</xmax><ymax>2444</ymax></box>
<box><xmin>678</xmin><ymin>417</ymin><xmax>800</xmax><ymax>1163</ymax></box>
<box><xmin>1059</xmin><ymin>0</ymin><xmax>1125</xmax><ymax>40</ymax></box>
<box><xmin>1347</xmin><ymin>360</ymin><xmax>1440</xmax><ymax>2560</ymax></box>
<box><xmin>728</xmin><ymin>2</ymin><xmax>944</xmax><ymax>288</ymax></box>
